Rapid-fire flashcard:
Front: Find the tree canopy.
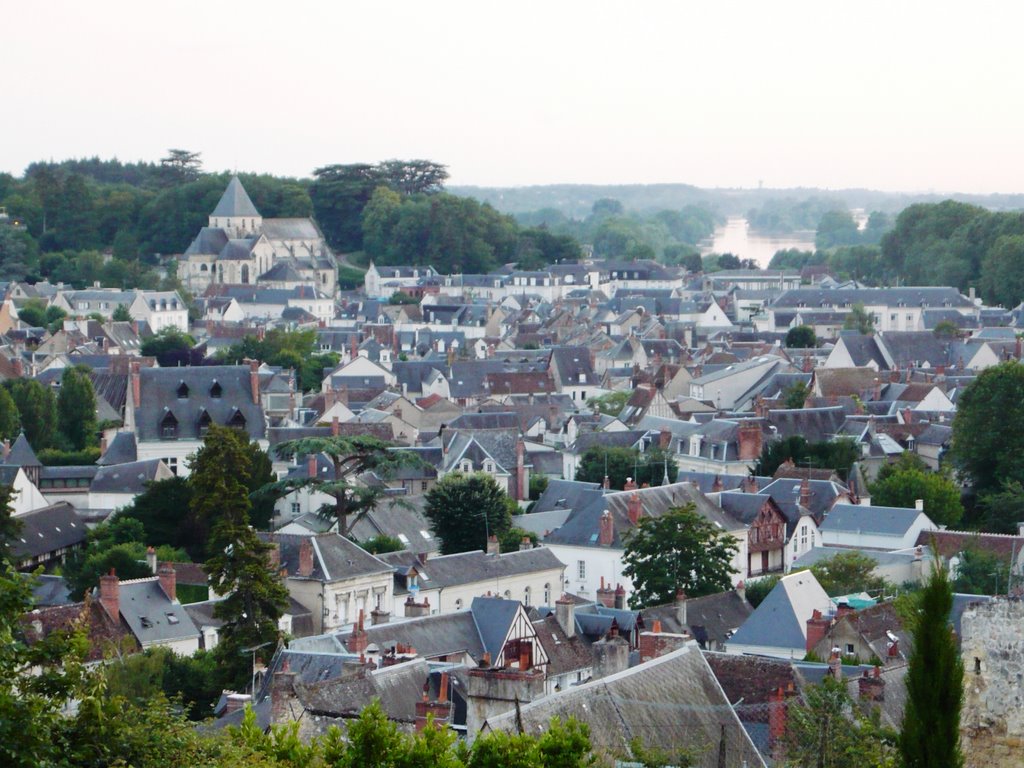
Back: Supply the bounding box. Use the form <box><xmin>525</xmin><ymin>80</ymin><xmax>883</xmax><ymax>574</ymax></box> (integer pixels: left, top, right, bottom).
<box><xmin>575</xmin><ymin>446</ymin><xmax>678</xmax><ymax>490</ymax></box>
<box><xmin>621</xmin><ymin>503</ymin><xmax>738</xmax><ymax>608</ymax></box>
<box><xmin>752</xmin><ymin>436</ymin><xmax>859</xmax><ymax>480</ymax></box>
<box><xmin>57</xmin><ymin>365</ymin><xmax>98</xmax><ymax>451</ymax></box>
<box><xmin>869</xmin><ymin>453</ymin><xmax>963</xmax><ymax>527</ymax></box>
<box><xmin>424</xmin><ymin>472</ymin><xmax>516</xmax><ymax>555</ymax></box>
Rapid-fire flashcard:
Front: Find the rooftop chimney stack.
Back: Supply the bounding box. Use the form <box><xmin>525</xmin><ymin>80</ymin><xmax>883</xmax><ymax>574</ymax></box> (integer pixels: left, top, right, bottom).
<box><xmin>555</xmin><ymin>594</ymin><xmax>576</xmax><ymax>639</ymax></box>
<box><xmin>298</xmin><ymin>537</ymin><xmax>314</xmax><ymax>577</ymax></box>
<box><xmin>158</xmin><ymin>563</ymin><xmax>177</xmax><ymax>602</ymax></box>
<box><xmin>486</xmin><ymin>535</ymin><xmax>500</xmax><ymax>556</ymax></box>
<box><xmin>100</xmin><ymin>569</ymin><xmax>120</xmax><ymax>621</ymax></box>
<box><xmin>146</xmin><ymin>546</ymin><xmax>158</xmax><ymax>574</ymax></box>
<box><xmin>598</xmin><ymin>510</ymin><xmax>615</xmax><ymax>546</ymax></box>
<box><xmin>805</xmin><ymin>609</ymin><xmax>831</xmax><ymax>653</ymax></box>
<box><xmin>627</xmin><ymin>492</ymin><xmax>642</xmax><ymax>525</ymax></box>
<box><xmin>248</xmin><ymin>359</ymin><xmax>260</xmax><ymax>405</ymax></box>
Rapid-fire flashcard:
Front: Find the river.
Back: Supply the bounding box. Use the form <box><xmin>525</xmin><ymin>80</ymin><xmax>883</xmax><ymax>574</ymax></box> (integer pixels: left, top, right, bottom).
<box><xmin>699</xmin><ymin>217</ymin><xmax>817</xmax><ymax>269</ymax></box>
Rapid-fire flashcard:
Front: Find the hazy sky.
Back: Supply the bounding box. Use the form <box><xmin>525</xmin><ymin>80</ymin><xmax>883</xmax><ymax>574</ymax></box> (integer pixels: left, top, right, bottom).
<box><xmin>4</xmin><ymin>1</ymin><xmax>1023</xmax><ymax>193</ymax></box>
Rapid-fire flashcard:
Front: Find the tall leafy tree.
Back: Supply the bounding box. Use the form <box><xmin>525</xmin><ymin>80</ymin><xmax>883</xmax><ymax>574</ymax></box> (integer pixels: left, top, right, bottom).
<box><xmin>260</xmin><ymin>435</ymin><xmax>418</xmax><ymax>538</ymax></box>
<box><xmin>869</xmin><ymin>456</ymin><xmax>963</xmax><ymax>527</ymax></box>
<box><xmin>194</xmin><ymin>425</ymin><xmax>288</xmax><ymax>690</ymax></box>
<box><xmin>785</xmin><ymin>325</ymin><xmax>817</xmax><ymax>349</ymax></box>
<box><xmin>900</xmin><ymin>563</ymin><xmax>964</xmax><ymax>768</ymax></box>
<box><xmin>808</xmin><ymin>551</ymin><xmax>888</xmax><ymax>597</ymax></box>
<box><xmin>424</xmin><ymin>472</ymin><xmax>516</xmax><ymax>555</ymax></box>
<box><xmin>0</xmin><ymin>485</ymin><xmax>21</xmax><ymax>564</ymax></box>
<box><xmin>575</xmin><ymin>446</ymin><xmax>678</xmax><ymax>489</ymax></box>
<box><xmin>0</xmin><ymin>386</ymin><xmax>20</xmax><ymax>442</ymax></box>
<box><xmin>621</xmin><ymin>503</ymin><xmax>738</xmax><ymax>608</ymax></box>
<box><xmin>4</xmin><ymin>378</ymin><xmax>58</xmax><ymax>450</ymax></box>
<box><xmin>952</xmin><ymin>360</ymin><xmax>1024</xmax><ymax>499</ymax></box>
<box><xmin>57</xmin><ymin>365</ymin><xmax>98</xmax><ymax>450</ymax></box>
<box><xmin>843</xmin><ymin>303</ymin><xmax>875</xmax><ymax>334</ymax></box>
<box><xmin>158</xmin><ymin>149</ymin><xmax>203</xmax><ymax>185</ymax></box>
<box><xmin>52</xmin><ymin>174</ymin><xmax>99</xmax><ymax>250</ymax></box>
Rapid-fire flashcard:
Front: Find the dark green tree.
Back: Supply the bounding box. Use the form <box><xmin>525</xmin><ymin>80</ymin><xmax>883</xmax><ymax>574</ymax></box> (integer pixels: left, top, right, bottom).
<box><xmin>0</xmin><ymin>386</ymin><xmax>20</xmax><ymax>442</ymax></box>
<box><xmin>376</xmin><ymin>159</ymin><xmax>449</xmax><ymax>196</ymax></box>
<box><xmin>752</xmin><ymin>436</ymin><xmax>860</xmax><ymax>480</ymax></box>
<box><xmin>815</xmin><ymin>209</ymin><xmax>860</xmax><ymax>250</ymax></box>
<box><xmin>111</xmin><ymin>304</ymin><xmax>132</xmax><ymax>321</ymax></box>
<box><xmin>869</xmin><ymin>457</ymin><xmax>963</xmax><ymax>527</ymax></box>
<box><xmin>57</xmin><ymin>365</ymin><xmax>98</xmax><ymax>450</ymax></box>
<box><xmin>260</xmin><ymin>435</ymin><xmax>416</xmax><ymax>538</ymax></box>
<box><xmin>900</xmin><ymin>563</ymin><xmax>964</xmax><ymax>768</ymax></box>
<box><xmin>809</xmin><ymin>551</ymin><xmax>888</xmax><ymax>597</ymax></box>
<box><xmin>622</xmin><ymin>503</ymin><xmax>738</xmax><ymax>608</ymax></box>
<box><xmin>4</xmin><ymin>378</ymin><xmax>58</xmax><ymax>450</ymax></box>
<box><xmin>0</xmin><ymin>485</ymin><xmax>21</xmax><ymax>564</ymax></box>
<box><xmin>785</xmin><ymin>325</ymin><xmax>817</xmax><ymax>349</ymax></box>
<box><xmin>195</xmin><ymin>425</ymin><xmax>288</xmax><ymax>690</ymax></box>
<box><xmin>158</xmin><ymin>149</ymin><xmax>203</xmax><ymax>185</ymax></box>
<box><xmin>139</xmin><ymin>327</ymin><xmax>196</xmax><ymax>367</ymax></box>
<box><xmin>52</xmin><ymin>174</ymin><xmax>99</xmax><ymax>250</ymax></box>
<box><xmin>311</xmin><ymin>163</ymin><xmax>384</xmax><ymax>251</ymax></box>
<box><xmin>118</xmin><ymin>476</ymin><xmax>194</xmax><ymax>554</ymax></box>
<box><xmin>783</xmin><ymin>381</ymin><xmax>811</xmax><ymax>409</ymax></box>
<box><xmin>843</xmin><ymin>303</ymin><xmax>875</xmax><ymax>334</ymax></box>
<box><xmin>952</xmin><ymin>361</ymin><xmax>1024</xmax><ymax>498</ymax></box>
<box><xmin>952</xmin><ymin>544</ymin><xmax>1005</xmax><ymax>594</ymax></box>
<box><xmin>587</xmin><ymin>391</ymin><xmax>628</xmax><ymax>417</ymax></box>
<box><xmin>424</xmin><ymin>472</ymin><xmax>516</xmax><ymax>555</ymax></box>
<box><xmin>575</xmin><ymin>446</ymin><xmax>678</xmax><ymax>489</ymax></box>
<box><xmin>976</xmin><ymin>479</ymin><xmax>1024</xmax><ymax>534</ymax></box>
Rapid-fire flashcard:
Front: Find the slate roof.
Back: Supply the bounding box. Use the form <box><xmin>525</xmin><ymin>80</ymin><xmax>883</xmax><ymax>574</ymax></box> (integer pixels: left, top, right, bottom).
<box><xmin>117</xmin><ymin>578</ymin><xmax>200</xmax><ymax>646</ymax></box>
<box><xmin>774</xmin><ymin>287</ymin><xmax>973</xmax><ymax>309</ymax></box>
<box><xmin>767</xmin><ymin>406</ymin><xmax>846</xmax><ymax>442</ymax></box>
<box><xmin>12</xmin><ymin>503</ymin><xmax>85</xmax><ymax>561</ymax></box>
<box><xmin>359</xmin><ymin>611</ymin><xmax>485</xmax><ymax>659</ymax></box>
<box><xmin>211</xmin><ymin>176</ymin><xmax>260</xmax><ymax>217</ymax></box>
<box><xmin>471</xmin><ymin>596</ymin><xmax>523</xmax><ymax>659</ymax></box>
<box><xmin>31</xmin><ymin>574</ymin><xmax>73</xmax><ymax>606</ymax></box>
<box><xmin>532</xmin><ymin>614</ymin><xmax>593</xmax><ymax>676</ymax></box>
<box><xmin>484</xmin><ymin>645</ymin><xmax>765</xmax><ymax>768</ymax></box>
<box><xmin>263</xmin><ymin>533</ymin><xmax>393</xmax><ymax>583</ymax></box>
<box><xmin>379</xmin><ymin>548</ymin><xmax>564</xmax><ymax>591</ymax></box>
<box><xmin>261</xmin><ymin>218</ymin><xmax>322</xmax><ymax>241</ymax></box>
<box><xmin>90</xmin><ymin>458</ymin><xmax>168</xmax><ymax>494</ymax></box>
<box><xmin>642</xmin><ymin>590</ymin><xmax>753</xmax><ymax>649</ymax></box>
<box><xmin>296</xmin><ymin>657</ymin><xmax>429</xmax><ymax>723</ymax></box>
<box><xmin>184</xmin><ymin>227</ymin><xmax>230</xmax><ymax>256</ymax></box>
<box><xmin>728</xmin><ymin>571</ymin><xmax>831</xmax><ymax>652</ymax></box>
<box><xmin>821</xmin><ymin>503</ymin><xmax>930</xmax><ymax>537</ymax></box>
<box><xmin>6</xmin><ymin>432</ymin><xmax>40</xmax><ymax>467</ymax></box>
<box><xmin>837</xmin><ymin>334</ymin><xmax>887</xmax><ymax>368</ymax></box>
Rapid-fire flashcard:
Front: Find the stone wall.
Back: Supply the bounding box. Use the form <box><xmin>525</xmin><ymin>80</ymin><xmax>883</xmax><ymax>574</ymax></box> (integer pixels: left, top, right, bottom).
<box><xmin>960</xmin><ymin>598</ymin><xmax>1024</xmax><ymax>767</ymax></box>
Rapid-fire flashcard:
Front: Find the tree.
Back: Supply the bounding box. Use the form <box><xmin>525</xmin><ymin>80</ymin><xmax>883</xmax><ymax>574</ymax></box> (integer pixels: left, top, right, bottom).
<box><xmin>783</xmin><ymin>381</ymin><xmax>811</xmax><ymax>409</ymax></box>
<box><xmin>376</xmin><ymin>159</ymin><xmax>449</xmax><ymax>196</ymax></box>
<box><xmin>621</xmin><ymin>503</ymin><xmax>738</xmax><ymax>608</ymax></box>
<box><xmin>752</xmin><ymin>436</ymin><xmax>859</xmax><ymax>480</ymax></box>
<box><xmin>359</xmin><ymin>535</ymin><xmax>404</xmax><ymax>555</ymax></box>
<box><xmin>0</xmin><ymin>386</ymin><xmax>20</xmax><ymax>442</ymax></box>
<box><xmin>976</xmin><ymin>479</ymin><xmax>1024</xmax><ymax>534</ymax></box>
<box><xmin>900</xmin><ymin>563</ymin><xmax>964</xmax><ymax>768</ymax></box>
<box><xmin>784</xmin><ymin>677</ymin><xmax>898</xmax><ymax>767</ymax></box>
<box><xmin>744</xmin><ymin>574</ymin><xmax>780</xmax><ymax>608</ymax></box>
<box><xmin>809</xmin><ymin>552</ymin><xmax>888</xmax><ymax>597</ymax></box>
<box><xmin>52</xmin><ymin>174</ymin><xmax>98</xmax><ymax>250</ymax></box>
<box><xmin>259</xmin><ymin>435</ymin><xmax>418</xmax><ymax>539</ymax></box>
<box><xmin>952</xmin><ymin>544</ymin><xmax>1005</xmax><ymax>594</ymax></box>
<box><xmin>112</xmin><ymin>304</ymin><xmax>132</xmax><ymax>321</ymax></box>
<box><xmin>953</xmin><ymin>361</ymin><xmax>1024</xmax><ymax>499</ymax></box>
<box><xmin>424</xmin><ymin>472</ymin><xmax>516</xmax><ymax>555</ymax></box>
<box><xmin>575</xmin><ymin>446</ymin><xmax>678</xmax><ymax>489</ymax></box>
<box><xmin>869</xmin><ymin>457</ymin><xmax>963</xmax><ymax>527</ymax></box>
<box><xmin>0</xmin><ymin>485</ymin><xmax>21</xmax><ymax>564</ymax></box>
<box><xmin>933</xmin><ymin>319</ymin><xmax>960</xmax><ymax>338</ymax></box>
<box><xmin>57</xmin><ymin>365</ymin><xmax>98</xmax><ymax>450</ymax></box>
<box><xmin>815</xmin><ymin>209</ymin><xmax>860</xmax><ymax>250</ymax></box>
<box><xmin>140</xmin><ymin>327</ymin><xmax>196</xmax><ymax>367</ymax></box>
<box><xmin>979</xmin><ymin>234</ymin><xmax>1024</xmax><ymax>309</ymax></box>
<box><xmin>843</xmin><ymin>303</ymin><xmax>874</xmax><ymax>334</ymax></box>
<box><xmin>118</xmin><ymin>476</ymin><xmax>195</xmax><ymax>554</ymax></box>
<box><xmin>4</xmin><ymin>378</ymin><xmax>58</xmax><ymax>450</ymax></box>
<box><xmin>785</xmin><ymin>325</ymin><xmax>817</xmax><ymax>349</ymax></box>
<box><xmin>159</xmin><ymin>149</ymin><xmax>203</xmax><ymax>185</ymax></box>
<box><xmin>195</xmin><ymin>426</ymin><xmax>288</xmax><ymax>690</ymax></box>
<box><xmin>311</xmin><ymin>163</ymin><xmax>387</xmax><ymax>251</ymax></box>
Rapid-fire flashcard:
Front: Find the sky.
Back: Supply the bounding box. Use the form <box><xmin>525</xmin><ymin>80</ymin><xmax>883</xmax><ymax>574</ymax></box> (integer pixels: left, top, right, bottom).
<box><xmin>3</xmin><ymin>1</ymin><xmax>1023</xmax><ymax>193</ymax></box>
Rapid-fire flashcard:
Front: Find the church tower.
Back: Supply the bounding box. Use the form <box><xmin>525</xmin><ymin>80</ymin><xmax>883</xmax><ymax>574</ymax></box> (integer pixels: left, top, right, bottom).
<box><xmin>209</xmin><ymin>176</ymin><xmax>262</xmax><ymax>237</ymax></box>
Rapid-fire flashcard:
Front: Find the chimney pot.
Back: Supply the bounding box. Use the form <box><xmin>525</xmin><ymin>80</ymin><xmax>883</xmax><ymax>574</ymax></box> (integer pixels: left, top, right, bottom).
<box><xmin>99</xmin><ymin>569</ymin><xmax>120</xmax><ymax>620</ymax></box>
<box><xmin>298</xmin><ymin>537</ymin><xmax>314</xmax><ymax>577</ymax></box>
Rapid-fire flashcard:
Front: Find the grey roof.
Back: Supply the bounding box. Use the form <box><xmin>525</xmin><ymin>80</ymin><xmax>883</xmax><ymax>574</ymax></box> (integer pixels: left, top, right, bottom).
<box><xmin>774</xmin><ymin>287</ymin><xmax>973</xmax><ymax>310</ymax></box>
<box><xmin>30</xmin><ymin>574</ymin><xmax>73</xmax><ymax>606</ymax></box>
<box><xmin>360</xmin><ymin>611</ymin><xmax>485</xmax><ymax>659</ymax></box>
<box><xmin>642</xmin><ymin>590</ymin><xmax>753</xmax><ymax>649</ymax></box>
<box><xmin>484</xmin><ymin>644</ymin><xmax>765</xmax><ymax>767</ymax></box>
<box><xmin>471</xmin><ymin>596</ymin><xmax>523</xmax><ymax>658</ymax></box>
<box><xmin>184</xmin><ymin>227</ymin><xmax>229</xmax><ymax>256</ymax></box>
<box><xmin>96</xmin><ymin>431</ymin><xmax>138</xmax><ymax>465</ymax></box>
<box><xmin>6</xmin><ymin>432</ymin><xmax>40</xmax><ymax>467</ymax></box>
<box><xmin>296</xmin><ymin>657</ymin><xmax>429</xmax><ymax>723</ymax></box>
<box><xmin>767</xmin><ymin>406</ymin><xmax>846</xmax><ymax>442</ymax></box>
<box><xmin>728</xmin><ymin>571</ymin><xmax>831</xmax><ymax>652</ymax></box>
<box><xmin>263</xmin><ymin>533</ymin><xmax>393</xmax><ymax>583</ymax></box>
<box><xmin>12</xmin><ymin>503</ymin><xmax>85</xmax><ymax>561</ymax></box>
<box><xmin>211</xmin><ymin>176</ymin><xmax>260</xmax><ymax>218</ymax></box>
<box><xmin>134</xmin><ymin>365</ymin><xmax>267</xmax><ymax>442</ymax></box>
<box><xmin>837</xmin><ymin>334</ymin><xmax>887</xmax><ymax>368</ymax></box>
<box><xmin>90</xmin><ymin>458</ymin><xmax>167</xmax><ymax>495</ymax></box>
<box><xmin>821</xmin><ymin>503</ymin><xmax>930</xmax><ymax>537</ymax></box>
<box><xmin>379</xmin><ymin>547</ymin><xmax>564</xmax><ymax>591</ymax></box>
<box><xmin>117</xmin><ymin>578</ymin><xmax>200</xmax><ymax>646</ymax></box>
<box><xmin>261</xmin><ymin>218</ymin><xmax>322</xmax><ymax>241</ymax></box>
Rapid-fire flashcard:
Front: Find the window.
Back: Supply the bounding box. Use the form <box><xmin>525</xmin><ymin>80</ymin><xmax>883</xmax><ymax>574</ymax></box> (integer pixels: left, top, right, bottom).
<box><xmin>523</xmin><ymin>587</ymin><xmax>531</xmax><ymax>606</ymax></box>
<box><xmin>577</xmin><ymin>560</ymin><xmax>586</xmax><ymax>580</ymax></box>
<box><xmin>160</xmin><ymin>411</ymin><xmax>178</xmax><ymax>440</ymax></box>
<box><xmin>164</xmin><ymin>457</ymin><xmax>179</xmax><ymax>476</ymax></box>
<box><xmin>846</xmin><ymin>643</ymin><xmax>855</xmax><ymax>655</ymax></box>
<box><xmin>421</xmin><ymin>481</ymin><xmax>428</xmax><ymax>492</ymax></box>
<box><xmin>455</xmin><ymin>598</ymin><xmax>463</xmax><ymax>610</ymax></box>
<box><xmin>177</xmin><ymin>382</ymin><xmax>189</xmax><ymax>399</ymax></box>
<box><xmin>228</xmin><ymin>409</ymin><xmax>247</xmax><ymax>430</ymax></box>
<box><xmin>290</xmin><ymin>502</ymin><xmax>300</xmax><ymax>516</ymax></box>
<box><xmin>210</xmin><ymin>381</ymin><xmax>223</xmax><ymax>398</ymax></box>
<box><xmin>544</xmin><ymin>583</ymin><xmax>551</xmax><ymax>604</ymax></box>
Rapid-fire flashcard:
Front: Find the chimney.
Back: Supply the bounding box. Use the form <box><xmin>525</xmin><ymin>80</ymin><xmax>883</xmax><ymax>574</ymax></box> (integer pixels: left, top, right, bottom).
<box><xmin>248</xmin><ymin>359</ymin><xmax>260</xmax><ymax>405</ymax></box>
<box><xmin>592</xmin><ymin>620</ymin><xmax>630</xmax><ymax>678</ymax></box>
<box><xmin>799</xmin><ymin>478</ymin><xmax>811</xmax><ymax>509</ymax></box>
<box><xmin>915</xmin><ymin>498</ymin><xmax>924</xmax><ymax>511</ymax></box>
<box><xmin>858</xmin><ymin>666</ymin><xmax>886</xmax><ymax>702</ymax></box>
<box><xmin>349</xmin><ymin>609</ymin><xmax>369</xmax><ymax>653</ymax></box>
<box><xmin>130</xmin><ymin>361</ymin><xmax>141</xmax><ymax>406</ymax></box>
<box><xmin>602</xmin><ymin>475</ymin><xmax>611</xmax><ymax>491</ymax></box>
<box><xmin>735</xmin><ymin>580</ymin><xmax>746</xmax><ymax>603</ymax></box>
<box><xmin>627</xmin><ymin>492</ymin><xmax>642</xmax><ymax>525</ymax></box>
<box><xmin>598</xmin><ymin>510</ymin><xmax>615</xmax><ymax>546</ymax></box>
<box><xmin>11</xmin><ymin>357</ymin><xmax>23</xmax><ymax>378</ymax></box>
<box><xmin>623</xmin><ymin>476</ymin><xmax>637</xmax><ymax>492</ymax></box>
<box><xmin>555</xmin><ymin>594</ymin><xmax>576</xmax><ymax>639</ymax></box>
<box><xmin>743</xmin><ymin>475</ymin><xmax>758</xmax><ymax>494</ymax></box>
<box><xmin>158</xmin><ymin>563</ymin><xmax>176</xmax><ymax>602</ymax></box>
<box><xmin>404</xmin><ymin>595</ymin><xmax>431</xmax><ymax>618</ymax></box>
<box><xmin>371</xmin><ymin>603</ymin><xmax>390</xmax><ymax>625</ymax></box>
<box><xmin>486</xmin><ymin>534</ymin><xmax>500</xmax><ymax>555</ymax></box>
<box><xmin>331</xmin><ymin>416</ymin><xmax>340</xmax><ymax>436</ymax></box>
<box><xmin>99</xmin><ymin>436</ymin><xmax>108</xmax><ymax>457</ymax></box>
<box><xmin>805</xmin><ymin>609</ymin><xmax>831</xmax><ymax>653</ymax></box>
<box><xmin>298</xmin><ymin>537</ymin><xmax>314</xmax><ymax>577</ymax></box>
<box><xmin>903</xmin><ymin>407</ymin><xmax>913</xmax><ymax>425</ymax></box>
<box><xmin>518</xmin><ymin>536</ymin><xmax>533</xmax><ymax>551</ymax></box>
<box><xmin>675</xmin><ymin>589</ymin><xmax>687</xmax><ymax>628</ymax></box>
<box><xmin>146</xmin><ymin>546</ymin><xmax>157</xmax><ymax>574</ymax></box>
<box><xmin>99</xmin><ymin>569</ymin><xmax>120</xmax><ymax>620</ymax></box>
<box><xmin>769</xmin><ymin>686</ymin><xmax>788</xmax><ymax>751</ymax></box>
<box><xmin>596</xmin><ymin>576</ymin><xmax>616</xmax><ymax>608</ymax></box>
<box><xmin>614</xmin><ymin>583</ymin><xmax>626</xmax><ymax>610</ymax></box>
<box><xmin>516</xmin><ymin>439</ymin><xmax>527</xmax><ymax>501</ymax></box>
<box><xmin>659</xmin><ymin>428</ymin><xmax>671</xmax><ymax>450</ymax></box>
<box><xmin>737</xmin><ymin>421</ymin><xmax>763</xmax><ymax>461</ymax></box>
<box><xmin>267</xmin><ymin>541</ymin><xmax>281</xmax><ymax>570</ymax></box>
<box><xmin>835</xmin><ymin>601</ymin><xmax>854</xmax><ymax>619</ymax></box>
<box><xmin>271</xmin><ymin>660</ymin><xmax>297</xmax><ymax>723</ymax></box>
<box><xmin>307</xmin><ymin>453</ymin><xmax>318</xmax><ymax>478</ymax></box>
<box><xmin>711</xmin><ymin>475</ymin><xmax>724</xmax><ymax>493</ymax></box>
<box><xmin>415</xmin><ymin>672</ymin><xmax>452</xmax><ymax>731</ymax></box>
<box><xmin>828</xmin><ymin>649</ymin><xmax>842</xmax><ymax>681</ymax></box>
<box><xmin>887</xmin><ymin>637</ymin><xmax>900</xmax><ymax>658</ymax></box>
<box><xmin>224</xmin><ymin>693</ymin><xmax>252</xmax><ymax>715</ymax></box>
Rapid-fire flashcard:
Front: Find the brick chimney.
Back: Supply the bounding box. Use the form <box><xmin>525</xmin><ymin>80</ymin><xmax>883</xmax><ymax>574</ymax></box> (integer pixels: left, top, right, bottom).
<box><xmin>675</xmin><ymin>589</ymin><xmax>688</xmax><ymax>628</ymax></box>
<box><xmin>835</xmin><ymin>600</ymin><xmax>854</xmax><ymax>619</ymax></box>
<box><xmin>130</xmin><ymin>361</ymin><xmax>141</xmax><ymax>406</ymax></box>
<box><xmin>555</xmin><ymin>594</ymin><xmax>576</xmax><ymax>639</ymax></box>
<box><xmin>516</xmin><ymin>439</ymin><xmax>527</xmax><ymax>501</ymax></box>
<box><xmin>245</xmin><ymin>359</ymin><xmax>260</xmax><ymax>405</ymax></box>
<box><xmin>623</xmin><ymin>476</ymin><xmax>637</xmax><ymax>492</ymax></box>
<box><xmin>903</xmin><ymin>407</ymin><xmax>913</xmax><ymax>425</ymax></box>
<box><xmin>298</xmin><ymin>537</ymin><xmax>314</xmax><ymax>577</ymax></box>
<box><xmin>799</xmin><ymin>478</ymin><xmax>811</xmax><ymax>509</ymax></box>
<box><xmin>614</xmin><ymin>583</ymin><xmax>626</xmax><ymax>610</ymax></box>
<box><xmin>349</xmin><ymin>609</ymin><xmax>368</xmax><ymax>654</ymax></box>
<box><xmin>627</xmin><ymin>492</ymin><xmax>642</xmax><ymax>525</ymax></box>
<box><xmin>224</xmin><ymin>693</ymin><xmax>252</xmax><ymax>715</ymax></box>
<box><xmin>486</xmin><ymin>534</ymin><xmax>500</xmax><ymax>555</ymax></box>
<box><xmin>659</xmin><ymin>428</ymin><xmax>671</xmax><ymax>450</ymax></box>
<box><xmin>146</xmin><ymin>546</ymin><xmax>157</xmax><ymax>574</ymax></box>
<box><xmin>404</xmin><ymin>595</ymin><xmax>431</xmax><ymax>618</ymax></box>
<box><xmin>639</xmin><ymin>626</ymin><xmax>689</xmax><ymax>662</ymax></box>
<box><xmin>518</xmin><ymin>536</ymin><xmax>533</xmax><ymax>551</ymax></box>
<box><xmin>598</xmin><ymin>510</ymin><xmax>614</xmax><ymax>546</ymax></box>
<box><xmin>158</xmin><ymin>563</ymin><xmax>176</xmax><ymax>602</ymax></box>
<box><xmin>307</xmin><ymin>453</ymin><xmax>318</xmax><ymax>478</ymax></box>
<box><xmin>828</xmin><ymin>649</ymin><xmax>842</xmax><ymax>681</ymax></box>
<box><xmin>11</xmin><ymin>356</ymin><xmax>23</xmax><ymax>378</ymax></box>
<box><xmin>743</xmin><ymin>475</ymin><xmax>758</xmax><ymax>494</ymax></box>
<box><xmin>415</xmin><ymin>672</ymin><xmax>452</xmax><ymax>731</ymax></box>
<box><xmin>737</xmin><ymin>422</ymin><xmax>763</xmax><ymax>461</ymax></box>
<box><xmin>805</xmin><ymin>609</ymin><xmax>831</xmax><ymax>652</ymax></box>
<box><xmin>711</xmin><ymin>475</ymin><xmax>723</xmax><ymax>493</ymax></box>
<box><xmin>596</xmin><ymin>577</ymin><xmax>616</xmax><ymax>608</ymax></box>
<box><xmin>768</xmin><ymin>686</ymin><xmax>788</xmax><ymax>751</ymax></box>
<box><xmin>100</xmin><ymin>569</ymin><xmax>120</xmax><ymax>621</ymax></box>
<box><xmin>858</xmin><ymin>666</ymin><xmax>886</xmax><ymax>702</ymax></box>
<box><xmin>331</xmin><ymin>416</ymin><xmax>340</xmax><ymax>436</ymax></box>
<box><xmin>271</xmin><ymin>660</ymin><xmax>297</xmax><ymax>723</ymax></box>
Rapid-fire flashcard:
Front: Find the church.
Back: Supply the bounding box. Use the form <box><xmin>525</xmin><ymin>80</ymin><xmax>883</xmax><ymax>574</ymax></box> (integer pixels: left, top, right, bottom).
<box><xmin>177</xmin><ymin>177</ymin><xmax>337</xmax><ymax>295</ymax></box>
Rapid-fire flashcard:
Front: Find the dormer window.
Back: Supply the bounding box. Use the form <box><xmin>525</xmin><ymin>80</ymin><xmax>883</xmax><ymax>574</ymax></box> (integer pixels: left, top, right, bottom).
<box><xmin>177</xmin><ymin>381</ymin><xmax>189</xmax><ymax>399</ymax></box>
<box><xmin>197</xmin><ymin>410</ymin><xmax>212</xmax><ymax>437</ymax></box>
<box><xmin>228</xmin><ymin>409</ymin><xmax>247</xmax><ymax>430</ymax></box>
<box><xmin>210</xmin><ymin>380</ymin><xmax>222</xmax><ymax>398</ymax></box>
<box><xmin>160</xmin><ymin>410</ymin><xmax>178</xmax><ymax>440</ymax></box>
<box><xmin>483</xmin><ymin>459</ymin><xmax>495</xmax><ymax>474</ymax></box>
<box><xmin>460</xmin><ymin>459</ymin><xmax>473</xmax><ymax>473</ymax></box>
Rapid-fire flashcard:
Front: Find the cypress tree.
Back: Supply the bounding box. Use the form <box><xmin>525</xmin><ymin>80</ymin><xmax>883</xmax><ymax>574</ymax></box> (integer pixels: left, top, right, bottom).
<box><xmin>900</xmin><ymin>563</ymin><xmax>964</xmax><ymax>768</ymax></box>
